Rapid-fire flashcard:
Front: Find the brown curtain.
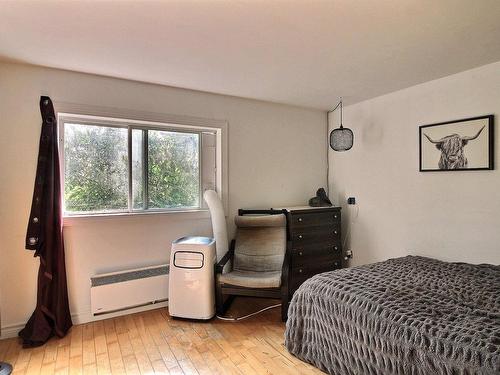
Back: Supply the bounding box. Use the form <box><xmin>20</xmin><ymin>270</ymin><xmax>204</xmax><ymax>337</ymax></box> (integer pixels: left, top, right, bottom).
<box><xmin>19</xmin><ymin>96</ymin><xmax>72</xmax><ymax>347</ymax></box>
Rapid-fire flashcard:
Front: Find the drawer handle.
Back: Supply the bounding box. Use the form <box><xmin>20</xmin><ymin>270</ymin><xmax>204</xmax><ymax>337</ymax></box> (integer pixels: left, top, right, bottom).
<box><xmin>298</xmin><ymin>235</ymin><xmax>303</xmax><ymax>239</ymax></box>
<box><xmin>299</xmin><ymin>251</ymin><xmax>303</xmax><ymax>256</ymax></box>
<box><xmin>333</xmin><ymin>230</ymin><xmax>338</xmax><ymax>235</ymax></box>
<box><xmin>333</xmin><ymin>246</ymin><xmax>338</xmax><ymax>251</ymax></box>
<box><xmin>299</xmin><ymin>269</ymin><xmax>303</xmax><ymax>273</ymax></box>
<box><xmin>334</xmin><ymin>215</ymin><xmax>338</xmax><ymax>219</ymax></box>
<box><xmin>334</xmin><ymin>262</ymin><xmax>339</xmax><ymax>267</ymax></box>
<box><xmin>298</xmin><ymin>217</ymin><xmax>303</xmax><ymax>222</ymax></box>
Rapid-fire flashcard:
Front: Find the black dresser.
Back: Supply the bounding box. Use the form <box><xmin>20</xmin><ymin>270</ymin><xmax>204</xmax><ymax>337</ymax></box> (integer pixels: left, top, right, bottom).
<box><xmin>282</xmin><ymin>206</ymin><xmax>343</xmax><ymax>301</ymax></box>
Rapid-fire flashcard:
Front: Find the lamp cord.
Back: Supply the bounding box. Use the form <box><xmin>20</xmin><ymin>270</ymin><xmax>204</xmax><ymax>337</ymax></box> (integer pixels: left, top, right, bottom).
<box><xmin>326</xmin><ymin>97</ymin><xmax>344</xmax><ymax>195</ymax></box>
<box><xmin>326</xmin><ymin>111</ymin><xmax>330</xmax><ymax>196</ymax></box>
<box><xmin>327</xmin><ymin>98</ymin><xmax>343</xmax><ymax>114</ymax></box>
<box><xmin>342</xmin><ymin>204</ymin><xmax>359</xmax><ymax>251</ymax></box>
<box><xmin>340</xmin><ymin>99</ymin><xmax>343</xmax><ymax>128</ymax></box>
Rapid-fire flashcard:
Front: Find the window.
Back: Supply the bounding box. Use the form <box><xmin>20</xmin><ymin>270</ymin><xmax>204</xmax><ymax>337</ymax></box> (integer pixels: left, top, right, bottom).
<box><xmin>59</xmin><ymin>114</ymin><xmax>219</xmax><ymax>216</ymax></box>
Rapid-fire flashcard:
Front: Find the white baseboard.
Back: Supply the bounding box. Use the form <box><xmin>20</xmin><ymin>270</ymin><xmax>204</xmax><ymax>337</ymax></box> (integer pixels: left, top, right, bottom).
<box><xmin>0</xmin><ymin>301</ymin><xmax>168</xmax><ymax>340</ymax></box>
<box><xmin>0</xmin><ymin>322</ymin><xmax>25</xmax><ymax>340</ymax></box>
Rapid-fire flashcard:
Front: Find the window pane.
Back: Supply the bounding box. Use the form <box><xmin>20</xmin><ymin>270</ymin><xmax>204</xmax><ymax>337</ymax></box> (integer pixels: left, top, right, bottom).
<box><xmin>148</xmin><ymin>130</ymin><xmax>200</xmax><ymax>209</ymax></box>
<box><xmin>132</xmin><ymin>129</ymin><xmax>144</xmax><ymax>209</ymax></box>
<box><xmin>64</xmin><ymin>123</ymin><xmax>128</xmax><ymax>213</ymax></box>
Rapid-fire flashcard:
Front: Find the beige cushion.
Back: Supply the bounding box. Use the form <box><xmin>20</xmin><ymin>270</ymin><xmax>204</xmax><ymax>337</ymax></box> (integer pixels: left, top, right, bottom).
<box><xmin>234</xmin><ymin>214</ymin><xmax>286</xmax><ymax>228</ymax></box>
<box><xmin>233</xmin><ymin>214</ymin><xmax>286</xmax><ymax>273</ymax></box>
<box><xmin>218</xmin><ymin>214</ymin><xmax>286</xmax><ymax>289</ymax></box>
<box><xmin>218</xmin><ymin>270</ymin><xmax>282</xmax><ymax>288</ymax></box>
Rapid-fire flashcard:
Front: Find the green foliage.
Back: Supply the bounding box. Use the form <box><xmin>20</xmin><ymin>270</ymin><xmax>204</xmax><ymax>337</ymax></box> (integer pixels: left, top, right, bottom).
<box><xmin>147</xmin><ymin>130</ymin><xmax>199</xmax><ymax>208</ymax></box>
<box><xmin>64</xmin><ymin>125</ymin><xmax>128</xmax><ymax>212</ymax></box>
<box><xmin>64</xmin><ymin>124</ymin><xmax>199</xmax><ymax>213</ymax></box>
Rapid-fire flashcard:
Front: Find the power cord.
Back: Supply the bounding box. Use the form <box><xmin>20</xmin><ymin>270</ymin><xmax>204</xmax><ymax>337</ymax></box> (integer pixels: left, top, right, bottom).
<box><xmin>343</xmin><ymin>203</ymin><xmax>359</xmax><ymax>258</ymax></box>
<box><xmin>216</xmin><ymin>303</ymin><xmax>282</xmax><ymax>322</ymax></box>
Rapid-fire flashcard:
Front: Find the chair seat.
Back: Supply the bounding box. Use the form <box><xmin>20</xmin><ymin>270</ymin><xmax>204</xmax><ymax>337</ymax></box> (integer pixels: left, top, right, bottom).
<box><xmin>218</xmin><ymin>270</ymin><xmax>282</xmax><ymax>288</ymax></box>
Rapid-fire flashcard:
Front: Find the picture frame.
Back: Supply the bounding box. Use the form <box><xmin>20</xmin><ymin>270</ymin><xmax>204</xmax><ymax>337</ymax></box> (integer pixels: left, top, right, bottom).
<box><xmin>419</xmin><ymin>115</ymin><xmax>494</xmax><ymax>172</ymax></box>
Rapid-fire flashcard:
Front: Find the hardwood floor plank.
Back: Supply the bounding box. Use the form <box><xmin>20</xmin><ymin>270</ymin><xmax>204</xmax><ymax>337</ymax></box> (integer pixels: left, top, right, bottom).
<box><xmin>42</xmin><ymin>338</ymin><xmax>59</xmax><ymax>366</ymax></box>
<box><xmin>82</xmin><ymin>363</ymin><xmax>97</xmax><ymax>375</ymax></box>
<box><xmin>54</xmin><ymin>344</ymin><xmax>70</xmax><ymax>375</ymax></box>
<box><xmin>150</xmin><ymin>359</ymin><xmax>170</xmax><ymax>375</ymax></box>
<box><xmin>94</xmin><ymin>352</ymin><xmax>111</xmax><ymax>375</ymax></box>
<box><xmin>218</xmin><ymin>358</ymin><xmax>242</xmax><ymax>375</ymax></box>
<box><xmin>177</xmin><ymin>358</ymin><xmax>199</xmax><ymax>375</ymax></box>
<box><xmin>68</xmin><ymin>355</ymin><xmax>83</xmax><ymax>375</ymax></box>
<box><xmin>25</xmin><ymin>345</ymin><xmax>44</xmax><ymax>375</ymax></box>
<box><xmin>92</xmin><ymin>322</ymin><xmax>107</xmax><ymax>357</ymax></box>
<box><xmin>0</xmin><ymin>338</ymin><xmax>12</xmax><ymax>360</ymax></box>
<box><xmin>13</xmin><ymin>346</ymin><xmax>32</xmax><ymax>372</ymax></box>
<box><xmin>121</xmin><ymin>354</ymin><xmax>140</xmax><ymax>375</ymax></box>
<box><xmin>69</xmin><ymin>325</ymin><xmax>83</xmax><ymax>359</ymax></box>
<box><xmin>40</xmin><ymin>361</ymin><xmax>56</xmax><ymax>375</ymax></box>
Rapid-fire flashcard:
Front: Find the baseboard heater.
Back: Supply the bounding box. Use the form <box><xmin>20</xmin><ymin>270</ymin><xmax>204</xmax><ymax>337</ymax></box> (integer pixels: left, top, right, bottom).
<box><xmin>90</xmin><ymin>264</ymin><xmax>169</xmax><ymax>316</ymax></box>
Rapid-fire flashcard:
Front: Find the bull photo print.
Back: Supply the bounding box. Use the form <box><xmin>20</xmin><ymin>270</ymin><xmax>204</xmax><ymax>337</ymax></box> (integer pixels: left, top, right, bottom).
<box><xmin>419</xmin><ymin>115</ymin><xmax>494</xmax><ymax>172</ymax></box>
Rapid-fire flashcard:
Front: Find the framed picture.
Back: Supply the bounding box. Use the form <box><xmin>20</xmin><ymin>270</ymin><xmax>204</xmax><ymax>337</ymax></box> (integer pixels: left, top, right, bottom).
<box><xmin>419</xmin><ymin>115</ymin><xmax>494</xmax><ymax>172</ymax></box>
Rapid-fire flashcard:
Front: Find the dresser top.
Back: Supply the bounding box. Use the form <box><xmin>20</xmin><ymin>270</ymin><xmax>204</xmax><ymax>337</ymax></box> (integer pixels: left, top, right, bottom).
<box><xmin>271</xmin><ymin>205</ymin><xmax>340</xmax><ymax>212</ymax></box>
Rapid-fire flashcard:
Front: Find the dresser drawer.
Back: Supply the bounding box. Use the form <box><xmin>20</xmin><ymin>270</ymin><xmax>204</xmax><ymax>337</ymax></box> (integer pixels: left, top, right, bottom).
<box><xmin>289</xmin><ymin>274</ymin><xmax>311</xmax><ymax>295</ymax></box>
<box><xmin>291</xmin><ymin>251</ymin><xmax>341</xmax><ymax>269</ymax></box>
<box><xmin>290</xmin><ymin>211</ymin><xmax>341</xmax><ymax>228</ymax></box>
<box><xmin>291</xmin><ymin>225</ymin><xmax>340</xmax><ymax>244</ymax></box>
<box><xmin>291</xmin><ymin>245</ymin><xmax>341</xmax><ymax>268</ymax></box>
<box><xmin>291</xmin><ymin>260</ymin><xmax>341</xmax><ymax>278</ymax></box>
<box><xmin>289</xmin><ymin>262</ymin><xmax>342</xmax><ymax>295</ymax></box>
<box><xmin>292</xmin><ymin>242</ymin><xmax>341</xmax><ymax>256</ymax></box>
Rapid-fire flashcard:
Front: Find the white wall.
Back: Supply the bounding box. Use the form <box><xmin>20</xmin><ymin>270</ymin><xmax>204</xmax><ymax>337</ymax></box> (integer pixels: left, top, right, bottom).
<box><xmin>0</xmin><ymin>62</ymin><xmax>327</xmax><ymax>335</ymax></box>
<box><xmin>329</xmin><ymin>61</ymin><xmax>500</xmax><ymax>267</ymax></box>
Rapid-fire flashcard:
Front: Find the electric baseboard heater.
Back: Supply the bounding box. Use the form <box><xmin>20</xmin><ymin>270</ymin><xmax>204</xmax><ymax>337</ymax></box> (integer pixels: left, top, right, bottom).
<box><xmin>90</xmin><ymin>264</ymin><xmax>169</xmax><ymax>316</ymax></box>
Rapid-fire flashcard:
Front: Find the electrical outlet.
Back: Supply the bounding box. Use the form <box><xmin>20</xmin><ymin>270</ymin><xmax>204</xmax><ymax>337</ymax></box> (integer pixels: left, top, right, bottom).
<box><xmin>347</xmin><ymin>197</ymin><xmax>356</xmax><ymax>205</ymax></box>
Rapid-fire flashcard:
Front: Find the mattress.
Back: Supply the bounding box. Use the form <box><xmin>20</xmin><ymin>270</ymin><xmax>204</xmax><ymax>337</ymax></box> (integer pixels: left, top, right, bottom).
<box><xmin>285</xmin><ymin>256</ymin><xmax>500</xmax><ymax>375</ymax></box>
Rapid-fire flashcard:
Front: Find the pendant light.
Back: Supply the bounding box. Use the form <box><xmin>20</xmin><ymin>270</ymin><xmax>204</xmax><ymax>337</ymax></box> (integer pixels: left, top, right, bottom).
<box><xmin>328</xmin><ymin>97</ymin><xmax>354</xmax><ymax>151</ymax></box>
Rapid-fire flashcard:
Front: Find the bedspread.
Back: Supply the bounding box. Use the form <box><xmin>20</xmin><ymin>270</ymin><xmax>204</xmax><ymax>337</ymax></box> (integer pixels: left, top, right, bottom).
<box><xmin>285</xmin><ymin>256</ymin><xmax>500</xmax><ymax>375</ymax></box>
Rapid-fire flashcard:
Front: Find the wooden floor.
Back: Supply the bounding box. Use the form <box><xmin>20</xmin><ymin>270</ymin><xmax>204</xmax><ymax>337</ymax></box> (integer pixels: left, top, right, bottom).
<box><xmin>0</xmin><ymin>298</ymin><xmax>324</xmax><ymax>375</ymax></box>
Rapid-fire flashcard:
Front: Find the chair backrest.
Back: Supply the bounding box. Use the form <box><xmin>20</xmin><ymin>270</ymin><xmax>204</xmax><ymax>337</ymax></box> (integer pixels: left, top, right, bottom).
<box><xmin>203</xmin><ymin>190</ymin><xmax>229</xmax><ymax>265</ymax></box>
<box><xmin>233</xmin><ymin>214</ymin><xmax>286</xmax><ymax>272</ymax></box>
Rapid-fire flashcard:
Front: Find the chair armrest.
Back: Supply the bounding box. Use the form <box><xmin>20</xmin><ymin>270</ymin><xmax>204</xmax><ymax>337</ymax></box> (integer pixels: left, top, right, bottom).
<box><xmin>215</xmin><ymin>239</ymin><xmax>235</xmax><ymax>274</ymax></box>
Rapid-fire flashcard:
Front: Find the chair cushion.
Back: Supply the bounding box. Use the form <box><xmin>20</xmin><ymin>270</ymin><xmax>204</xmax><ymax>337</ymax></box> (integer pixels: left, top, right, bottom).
<box><xmin>234</xmin><ymin>214</ymin><xmax>286</xmax><ymax>228</ymax></box>
<box><xmin>217</xmin><ymin>270</ymin><xmax>282</xmax><ymax>288</ymax></box>
<box><xmin>233</xmin><ymin>214</ymin><xmax>286</xmax><ymax>273</ymax></box>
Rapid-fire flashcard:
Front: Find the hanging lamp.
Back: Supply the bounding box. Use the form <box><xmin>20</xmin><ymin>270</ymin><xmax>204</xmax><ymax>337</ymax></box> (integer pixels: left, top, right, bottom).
<box><xmin>328</xmin><ymin>97</ymin><xmax>354</xmax><ymax>151</ymax></box>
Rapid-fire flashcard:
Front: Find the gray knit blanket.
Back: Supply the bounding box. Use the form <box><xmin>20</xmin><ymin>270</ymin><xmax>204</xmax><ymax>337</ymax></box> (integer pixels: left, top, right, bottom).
<box><xmin>285</xmin><ymin>256</ymin><xmax>500</xmax><ymax>375</ymax></box>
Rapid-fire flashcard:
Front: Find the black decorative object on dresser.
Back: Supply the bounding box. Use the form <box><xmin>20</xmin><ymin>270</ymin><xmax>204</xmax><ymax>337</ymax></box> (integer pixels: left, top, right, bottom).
<box><xmin>284</xmin><ymin>207</ymin><xmax>342</xmax><ymax>302</ymax></box>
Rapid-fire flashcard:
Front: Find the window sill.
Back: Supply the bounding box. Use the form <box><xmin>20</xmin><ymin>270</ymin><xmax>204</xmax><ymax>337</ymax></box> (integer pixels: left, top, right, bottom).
<box><xmin>63</xmin><ymin>209</ymin><xmax>210</xmax><ymax>227</ymax></box>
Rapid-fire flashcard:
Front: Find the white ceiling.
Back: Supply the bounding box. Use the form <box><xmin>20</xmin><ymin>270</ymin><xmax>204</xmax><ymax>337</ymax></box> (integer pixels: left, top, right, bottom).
<box><xmin>1</xmin><ymin>0</ymin><xmax>499</xmax><ymax>110</ymax></box>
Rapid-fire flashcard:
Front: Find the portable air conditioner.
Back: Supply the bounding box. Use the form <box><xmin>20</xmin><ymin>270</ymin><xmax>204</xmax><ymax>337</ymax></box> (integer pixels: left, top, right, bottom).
<box><xmin>168</xmin><ymin>236</ymin><xmax>216</xmax><ymax>320</ymax></box>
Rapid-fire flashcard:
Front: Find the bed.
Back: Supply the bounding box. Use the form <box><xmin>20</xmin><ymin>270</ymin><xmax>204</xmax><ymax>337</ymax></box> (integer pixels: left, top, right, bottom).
<box><xmin>285</xmin><ymin>256</ymin><xmax>500</xmax><ymax>375</ymax></box>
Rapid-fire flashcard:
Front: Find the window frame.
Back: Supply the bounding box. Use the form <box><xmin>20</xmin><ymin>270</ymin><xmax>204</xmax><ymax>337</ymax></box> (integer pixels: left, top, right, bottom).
<box><xmin>57</xmin><ymin>108</ymin><xmax>226</xmax><ymax>219</ymax></box>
